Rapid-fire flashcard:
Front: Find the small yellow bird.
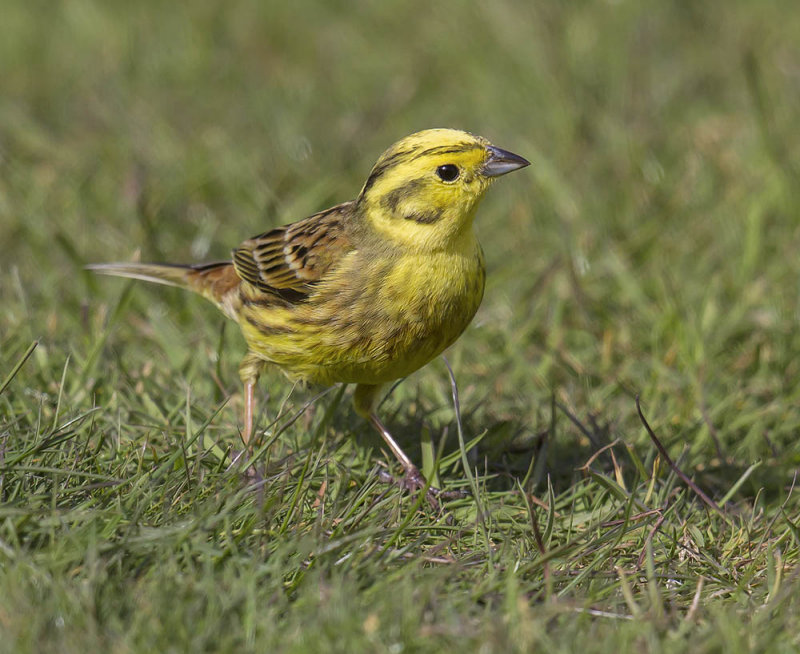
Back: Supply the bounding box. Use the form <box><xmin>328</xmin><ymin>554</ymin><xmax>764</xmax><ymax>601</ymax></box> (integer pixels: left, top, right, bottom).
<box><xmin>90</xmin><ymin>128</ymin><xmax>529</xmax><ymax>494</ymax></box>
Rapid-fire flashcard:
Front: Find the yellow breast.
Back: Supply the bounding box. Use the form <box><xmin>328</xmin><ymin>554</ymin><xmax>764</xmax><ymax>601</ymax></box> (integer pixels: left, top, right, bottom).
<box><xmin>237</xmin><ymin>238</ymin><xmax>486</xmax><ymax>386</ymax></box>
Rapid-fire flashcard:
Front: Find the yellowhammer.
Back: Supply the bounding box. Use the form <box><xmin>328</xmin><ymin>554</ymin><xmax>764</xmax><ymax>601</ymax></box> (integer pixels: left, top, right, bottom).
<box><xmin>90</xmin><ymin>128</ymin><xmax>529</xmax><ymax>496</ymax></box>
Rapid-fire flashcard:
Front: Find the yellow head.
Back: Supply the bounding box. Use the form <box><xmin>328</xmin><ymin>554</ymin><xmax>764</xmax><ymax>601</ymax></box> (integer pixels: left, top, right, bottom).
<box><xmin>357</xmin><ymin>128</ymin><xmax>529</xmax><ymax>251</ymax></box>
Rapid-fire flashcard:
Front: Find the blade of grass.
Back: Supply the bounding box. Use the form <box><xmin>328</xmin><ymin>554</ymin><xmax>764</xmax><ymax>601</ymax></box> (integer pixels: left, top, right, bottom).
<box><xmin>0</xmin><ymin>341</ymin><xmax>38</xmax><ymax>397</ymax></box>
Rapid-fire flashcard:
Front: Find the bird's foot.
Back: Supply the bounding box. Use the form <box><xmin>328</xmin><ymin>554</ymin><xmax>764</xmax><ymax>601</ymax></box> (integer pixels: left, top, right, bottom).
<box><xmin>378</xmin><ymin>465</ymin><xmax>469</xmax><ymax>511</ymax></box>
<box><xmin>229</xmin><ymin>448</ymin><xmax>264</xmax><ymax>486</ymax></box>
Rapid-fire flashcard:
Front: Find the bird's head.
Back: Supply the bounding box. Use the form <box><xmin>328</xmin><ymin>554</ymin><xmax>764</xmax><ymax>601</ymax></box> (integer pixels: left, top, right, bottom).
<box><xmin>357</xmin><ymin>128</ymin><xmax>529</xmax><ymax>251</ymax></box>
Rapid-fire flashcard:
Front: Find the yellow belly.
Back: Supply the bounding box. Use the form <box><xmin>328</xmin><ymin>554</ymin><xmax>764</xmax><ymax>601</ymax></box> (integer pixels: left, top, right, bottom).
<box><xmin>237</xmin><ymin>242</ymin><xmax>486</xmax><ymax>386</ymax></box>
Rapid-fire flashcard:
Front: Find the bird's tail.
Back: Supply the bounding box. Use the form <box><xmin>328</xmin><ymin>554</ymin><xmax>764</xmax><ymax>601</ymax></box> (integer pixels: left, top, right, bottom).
<box><xmin>87</xmin><ymin>261</ymin><xmax>240</xmax><ymax>309</ymax></box>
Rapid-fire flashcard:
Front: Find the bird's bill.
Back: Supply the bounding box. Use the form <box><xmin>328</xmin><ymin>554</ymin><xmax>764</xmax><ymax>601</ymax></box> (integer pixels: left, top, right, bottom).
<box><xmin>482</xmin><ymin>145</ymin><xmax>531</xmax><ymax>177</ymax></box>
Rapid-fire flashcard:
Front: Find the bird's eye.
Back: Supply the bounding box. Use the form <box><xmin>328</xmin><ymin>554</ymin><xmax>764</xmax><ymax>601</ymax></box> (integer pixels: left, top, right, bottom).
<box><xmin>436</xmin><ymin>164</ymin><xmax>460</xmax><ymax>182</ymax></box>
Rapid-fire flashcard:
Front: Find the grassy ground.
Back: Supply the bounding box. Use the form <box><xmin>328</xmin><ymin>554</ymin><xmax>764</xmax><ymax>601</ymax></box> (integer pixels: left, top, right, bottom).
<box><xmin>2</xmin><ymin>0</ymin><xmax>800</xmax><ymax>651</ymax></box>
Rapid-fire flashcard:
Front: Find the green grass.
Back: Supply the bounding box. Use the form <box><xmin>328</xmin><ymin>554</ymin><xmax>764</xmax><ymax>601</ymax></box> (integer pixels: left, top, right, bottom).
<box><xmin>2</xmin><ymin>0</ymin><xmax>800</xmax><ymax>651</ymax></box>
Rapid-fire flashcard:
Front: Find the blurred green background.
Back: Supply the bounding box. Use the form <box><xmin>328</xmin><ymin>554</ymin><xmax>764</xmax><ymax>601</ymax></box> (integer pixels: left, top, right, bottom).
<box><xmin>1</xmin><ymin>1</ymin><xmax>799</xmax><ymax>651</ymax></box>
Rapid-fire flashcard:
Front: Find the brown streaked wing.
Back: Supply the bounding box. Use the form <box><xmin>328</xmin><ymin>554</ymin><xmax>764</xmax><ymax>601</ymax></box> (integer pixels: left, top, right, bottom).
<box><xmin>232</xmin><ymin>201</ymin><xmax>355</xmax><ymax>302</ymax></box>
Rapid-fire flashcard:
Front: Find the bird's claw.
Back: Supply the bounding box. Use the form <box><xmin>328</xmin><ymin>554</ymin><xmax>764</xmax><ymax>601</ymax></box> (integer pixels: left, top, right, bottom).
<box><xmin>229</xmin><ymin>448</ymin><xmax>264</xmax><ymax>486</ymax></box>
<box><xmin>378</xmin><ymin>466</ymin><xmax>469</xmax><ymax>510</ymax></box>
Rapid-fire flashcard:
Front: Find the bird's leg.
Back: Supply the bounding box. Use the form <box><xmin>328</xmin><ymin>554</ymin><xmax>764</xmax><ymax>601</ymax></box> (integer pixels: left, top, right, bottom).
<box><xmin>231</xmin><ymin>353</ymin><xmax>265</xmax><ymax>479</ymax></box>
<box><xmin>238</xmin><ymin>352</ymin><xmax>265</xmax><ymax>450</ymax></box>
<box><xmin>242</xmin><ymin>380</ymin><xmax>255</xmax><ymax>447</ymax></box>
<box><xmin>367</xmin><ymin>411</ymin><xmax>427</xmax><ymax>492</ymax></box>
<box><xmin>354</xmin><ymin>383</ymin><xmax>464</xmax><ymax>508</ymax></box>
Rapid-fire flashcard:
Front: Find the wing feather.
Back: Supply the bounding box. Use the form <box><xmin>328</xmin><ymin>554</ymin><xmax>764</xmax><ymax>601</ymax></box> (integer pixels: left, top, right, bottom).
<box><xmin>232</xmin><ymin>201</ymin><xmax>354</xmax><ymax>302</ymax></box>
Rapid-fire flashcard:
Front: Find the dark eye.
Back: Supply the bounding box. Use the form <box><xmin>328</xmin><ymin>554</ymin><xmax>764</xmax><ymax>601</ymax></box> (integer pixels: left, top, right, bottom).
<box><xmin>436</xmin><ymin>164</ymin><xmax>460</xmax><ymax>182</ymax></box>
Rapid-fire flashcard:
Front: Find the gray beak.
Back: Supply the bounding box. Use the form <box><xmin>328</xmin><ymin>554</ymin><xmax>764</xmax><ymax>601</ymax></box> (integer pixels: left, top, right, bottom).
<box><xmin>482</xmin><ymin>145</ymin><xmax>531</xmax><ymax>177</ymax></box>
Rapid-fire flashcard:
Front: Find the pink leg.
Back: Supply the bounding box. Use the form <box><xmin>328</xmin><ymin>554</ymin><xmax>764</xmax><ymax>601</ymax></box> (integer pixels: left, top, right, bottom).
<box><xmin>354</xmin><ymin>384</ymin><xmax>468</xmax><ymax>507</ymax></box>
<box><xmin>356</xmin><ymin>385</ymin><xmax>425</xmax><ymax>483</ymax></box>
<box><xmin>368</xmin><ymin>412</ymin><xmax>425</xmax><ymax>487</ymax></box>
<box><xmin>242</xmin><ymin>380</ymin><xmax>255</xmax><ymax>448</ymax></box>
